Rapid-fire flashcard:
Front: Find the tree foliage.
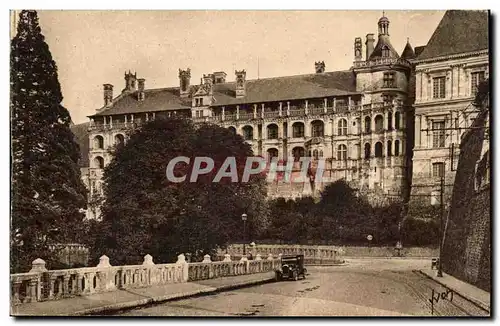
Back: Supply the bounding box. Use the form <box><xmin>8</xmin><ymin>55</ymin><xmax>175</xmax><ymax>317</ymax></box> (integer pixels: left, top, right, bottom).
<box><xmin>260</xmin><ymin>180</ymin><xmax>439</xmax><ymax>247</ymax></box>
<box><xmin>90</xmin><ymin>118</ymin><xmax>268</xmax><ymax>264</ymax></box>
<box><xmin>10</xmin><ymin>10</ymin><xmax>87</xmax><ymax>272</ymax></box>
<box><xmin>10</xmin><ymin>10</ymin><xmax>86</xmax><ymax>271</ymax></box>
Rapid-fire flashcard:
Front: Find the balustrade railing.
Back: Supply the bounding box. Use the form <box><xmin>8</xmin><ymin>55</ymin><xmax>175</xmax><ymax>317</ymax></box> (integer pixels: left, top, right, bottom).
<box><xmin>10</xmin><ymin>253</ymin><xmax>280</xmax><ymax>306</ymax></box>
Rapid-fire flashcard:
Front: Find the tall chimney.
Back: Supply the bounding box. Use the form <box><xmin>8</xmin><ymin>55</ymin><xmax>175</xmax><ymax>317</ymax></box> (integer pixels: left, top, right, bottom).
<box><xmin>137</xmin><ymin>78</ymin><xmax>145</xmax><ymax>101</ymax></box>
<box><xmin>103</xmin><ymin>84</ymin><xmax>113</xmax><ymax>106</ymax></box>
<box><xmin>235</xmin><ymin>70</ymin><xmax>246</xmax><ymax>98</ymax></box>
<box><xmin>179</xmin><ymin>68</ymin><xmax>191</xmax><ymax>98</ymax></box>
<box><xmin>365</xmin><ymin>34</ymin><xmax>375</xmax><ymax>60</ymax></box>
<box><xmin>354</xmin><ymin>37</ymin><xmax>363</xmax><ymax>61</ymax></box>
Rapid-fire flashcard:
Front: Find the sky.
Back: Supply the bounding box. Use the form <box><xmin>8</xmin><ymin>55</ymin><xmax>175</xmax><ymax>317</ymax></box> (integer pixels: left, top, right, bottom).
<box><xmin>13</xmin><ymin>10</ymin><xmax>445</xmax><ymax>124</ymax></box>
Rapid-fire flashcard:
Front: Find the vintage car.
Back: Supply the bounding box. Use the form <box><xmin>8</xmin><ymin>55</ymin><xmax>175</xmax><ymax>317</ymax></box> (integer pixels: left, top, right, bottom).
<box><xmin>275</xmin><ymin>254</ymin><xmax>307</xmax><ymax>281</ymax></box>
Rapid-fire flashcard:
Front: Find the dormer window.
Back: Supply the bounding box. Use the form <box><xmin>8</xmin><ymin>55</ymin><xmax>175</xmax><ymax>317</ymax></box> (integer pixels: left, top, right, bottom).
<box><xmin>382</xmin><ymin>46</ymin><xmax>390</xmax><ymax>58</ymax></box>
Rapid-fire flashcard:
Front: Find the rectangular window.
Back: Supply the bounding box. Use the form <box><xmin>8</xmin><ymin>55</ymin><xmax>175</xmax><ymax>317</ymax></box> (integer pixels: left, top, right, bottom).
<box><xmin>383</xmin><ymin>72</ymin><xmax>395</xmax><ymax>88</ymax></box>
<box><xmin>471</xmin><ymin>71</ymin><xmax>486</xmax><ymax>96</ymax></box>
<box><xmin>432</xmin><ymin>121</ymin><xmax>445</xmax><ymax>148</ymax></box>
<box><xmin>433</xmin><ymin>77</ymin><xmax>446</xmax><ymax>99</ymax></box>
<box><xmin>432</xmin><ymin>162</ymin><xmax>445</xmax><ymax>178</ymax></box>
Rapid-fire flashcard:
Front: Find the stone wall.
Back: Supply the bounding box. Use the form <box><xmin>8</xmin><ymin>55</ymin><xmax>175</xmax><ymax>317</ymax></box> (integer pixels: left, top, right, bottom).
<box><xmin>221</xmin><ymin>244</ymin><xmax>438</xmax><ymax>260</ymax></box>
<box><xmin>442</xmin><ymin>84</ymin><xmax>490</xmax><ymax>291</ymax></box>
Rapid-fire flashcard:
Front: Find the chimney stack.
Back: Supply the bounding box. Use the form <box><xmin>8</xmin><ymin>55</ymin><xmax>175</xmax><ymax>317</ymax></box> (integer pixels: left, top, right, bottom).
<box><xmin>365</xmin><ymin>34</ymin><xmax>375</xmax><ymax>60</ymax></box>
<box><xmin>103</xmin><ymin>84</ymin><xmax>113</xmax><ymax>106</ymax></box>
<box><xmin>137</xmin><ymin>78</ymin><xmax>145</xmax><ymax>101</ymax></box>
<box><xmin>315</xmin><ymin>61</ymin><xmax>325</xmax><ymax>73</ymax></box>
<box><xmin>235</xmin><ymin>70</ymin><xmax>246</xmax><ymax>98</ymax></box>
<box><xmin>123</xmin><ymin>71</ymin><xmax>137</xmax><ymax>93</ymax></box>
<box><xmin>354</xmin><ymin>37</ymin><xmax>363</xmax><ymax>61</ymax></box>
<box><xmin>179</xmin><ymin>68</ymin><xmax>191</xmax><ymax>98</ymax></box>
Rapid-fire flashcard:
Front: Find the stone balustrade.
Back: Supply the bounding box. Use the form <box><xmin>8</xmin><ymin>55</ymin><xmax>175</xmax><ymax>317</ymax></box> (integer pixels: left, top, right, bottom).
<box><xmin>10</xmin><ymin>253</ymin><xmax>280</xmax><ymax>306</ymax></box>
<box><xmin>221</xmin><ymin>244</ymin><xmax>344</xmax><ymax>265</ymax></box>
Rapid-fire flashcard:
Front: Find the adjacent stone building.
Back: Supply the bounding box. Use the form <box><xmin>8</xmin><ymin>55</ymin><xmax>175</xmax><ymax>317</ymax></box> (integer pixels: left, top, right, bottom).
<box><xmin>410</xmin><ymin>10</ymin><xmax>489</xmax><ymax>204</ymax></box>
<box><xmin>83</xmin><ymin>13</ymin><xmax>416</xmax><ymax>219</ymax></box>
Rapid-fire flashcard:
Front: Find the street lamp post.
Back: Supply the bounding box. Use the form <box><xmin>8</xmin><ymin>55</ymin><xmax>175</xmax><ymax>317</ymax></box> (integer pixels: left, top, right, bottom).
<box><xmin>242</xmin><ymin>213</ymin><xmax>247</xmax><ymax>257</ymax></box>
<box><xmin>437</xmin><ymin>177</ymin><xmax>444</xmax><ymax>277</ymax></box>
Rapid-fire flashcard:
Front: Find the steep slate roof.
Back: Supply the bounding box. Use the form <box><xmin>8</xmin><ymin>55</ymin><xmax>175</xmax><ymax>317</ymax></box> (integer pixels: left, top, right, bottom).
<box><xmin>92</xmin><ymin>70</ymin><xmax>359</xmax><ymax>115</ymax></box>
<box><xmin>414</xmin><ymin>46</ymin><xmax>426</xmax><ymax>57</ymax></box>
<box><xmin>92</xmin><ymin>87</ymin><xmax>191</xmax><ymax>117</ymax></box>
<box><xmin>417</xmin><ymin>10</ymin><xmax>489</xmax><ymax>60</ymax></box>
<box><xmin>369</xmin><ymin>35</ymin><xmax>400</xmax><ymax>60</ymax></box>
<box><xmin>211</xmin><ymin>70</ymin><xmax>358</xmax><ymax>107</ymax></box>
<box><xmin>401</xmin><ymin>40</ymin><xmax>416</xmax><ymax>60</ymax></box>
<box><xmin>70</xmin><ymin>122</ymin><xmax>90</xmax><ymax>168</ymax></box>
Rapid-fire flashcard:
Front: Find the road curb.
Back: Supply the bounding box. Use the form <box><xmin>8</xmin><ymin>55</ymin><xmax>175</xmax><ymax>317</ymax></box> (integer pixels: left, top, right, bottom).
<box><xmin>415</xmin><ymin>270</ymin><xmax>490</xmax><ymax>313</ymax></box>
<box><xmin>80</xmin><ymin>276</ymin><xmax>276</xmax><ymax>316</ymax></box>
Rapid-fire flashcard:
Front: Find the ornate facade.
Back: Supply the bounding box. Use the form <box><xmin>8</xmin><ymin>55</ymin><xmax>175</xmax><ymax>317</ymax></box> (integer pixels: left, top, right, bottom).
<box><xmin>410</xmin><ymin>10</ymin><xmax>489</xmax><ymax>204</ymax></box>
<box><xmin>82</xmin><ymin>14</ymin><xmax>418</xmax><ymax>219</ymax></box>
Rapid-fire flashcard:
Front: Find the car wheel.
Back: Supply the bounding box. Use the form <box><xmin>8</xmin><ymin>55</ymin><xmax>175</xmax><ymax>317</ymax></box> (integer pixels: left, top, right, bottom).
<box><xmin>275</xmin><ymin>272</ymin><xmax>281</xmax><ymax>281</ymax></box>
<box><xmin>293</xmin><ymin>270</ymin><xmax>298</xmax><ymax>281</ymax></box>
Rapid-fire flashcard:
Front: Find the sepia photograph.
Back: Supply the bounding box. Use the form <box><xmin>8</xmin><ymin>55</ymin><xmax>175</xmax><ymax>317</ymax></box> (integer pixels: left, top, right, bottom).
<box><xmin>9</xmin><ymin>8</ymin><xmax>490</xmax><ymax>317</ymax></box>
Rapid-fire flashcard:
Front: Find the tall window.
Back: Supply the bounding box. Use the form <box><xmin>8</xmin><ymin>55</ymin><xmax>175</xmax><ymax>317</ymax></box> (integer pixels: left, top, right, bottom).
<box><xmin>432</xmin><ymin>121</ymin><xmax>446</xmax><ymax>148</ymax></box>
<box><xmin>471</xmin><ymin>71</ymin><xmax>486</xmax><ymax>96</ymax></box>
<box><xmin>242</xmin><ymin>126</ymin><xmax>253</xmax><ymax>140</ymax></box>
<box><xmin>383</xmin><ymin>72</ymin><xmax>395</xmax><ymax>88</ymax></box>
<box><xmin>311</xmin><ymin>120</ymin><xmax>324</xmax><ymax>137</ymax></box>
<box><xmin>374</xmin><ymin>142</ymin><xmax>383</xmax><ymax>157</ymax></box>
<box><xmin>337</xmin><ymin>144</ymin><xmax>347</xmax><ymax>161</ymax></box>
<box><xmin>364</xmin><ymin>116</ymin><xmax>371</xmax><ymax>133</ymax></box>
<box><xmin>292</xmin><ymin>122</ymin><xmax>305</xmax><ymax>138</ymax></box>
<box><xmin>338</xmin><ymin>119</ymin><xmax>348</xmax><ymax>136</ymax></box>
<box><xmin>394</xmin><ymin>140</ymin><xmax>400</xmax><ymax>156</ymax></box>
<box><xmin>433</xmin><ymin>77</ymin><xmax>446</xmax><ymax>99</ymax></box>
<box><xmin>432</xmin><ymin>162</ymin><xmax>445</xmax><ymax>178</ymax></box>
<box><xmin>267</xmin><ymin>124</ymin><xmax>278</xmax><ymax>139</ymax></box>
<box><xmin>374</xmin><ymin>115</ymin><xmax>384</xmax><ymax>133</ymax></box>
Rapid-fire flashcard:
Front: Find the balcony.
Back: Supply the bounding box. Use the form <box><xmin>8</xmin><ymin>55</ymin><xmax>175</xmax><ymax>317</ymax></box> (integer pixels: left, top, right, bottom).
<box><xmin>353</xmin><ymin>57</ymin><xmax>411</xmax><ymax>69</ymax></box>
<box><xmin>88</xmin><ymin>122</ymin><xmax>140</xmax><ymax>132</ymax></box>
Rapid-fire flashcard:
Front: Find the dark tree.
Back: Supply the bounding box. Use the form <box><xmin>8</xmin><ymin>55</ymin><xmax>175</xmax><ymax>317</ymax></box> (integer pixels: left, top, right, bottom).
<box><xmin>92</xmin><ymin>118</ymin><xmax>269</xmax><ymax>265</ymax></box>
<box><xmin>11</xmin><ymin>10</ymin><xmax>87</xmax><ymax>272</ymax></box>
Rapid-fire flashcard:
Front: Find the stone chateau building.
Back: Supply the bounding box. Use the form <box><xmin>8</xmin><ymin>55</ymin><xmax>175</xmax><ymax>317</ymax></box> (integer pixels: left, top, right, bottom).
<box><xmin>76</xmin><ymin>11</ymin><xmax>489</xmax><ymax>220</ymax></box>
<box><xmin>410</xmin><ymin>10</ymin><xmax>489</xmax><ymax>204</ymax></box>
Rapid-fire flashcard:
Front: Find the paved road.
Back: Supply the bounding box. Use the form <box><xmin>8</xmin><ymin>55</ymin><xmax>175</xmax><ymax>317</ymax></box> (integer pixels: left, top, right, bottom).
<box><xmin>118</xmin><ymin>259</ymin><xmax>488</xmax><ymax>316</ymax></box>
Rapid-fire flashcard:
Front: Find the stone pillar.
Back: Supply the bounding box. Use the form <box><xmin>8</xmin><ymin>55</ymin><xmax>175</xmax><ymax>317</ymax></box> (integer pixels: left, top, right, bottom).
<box><xmin>333</xmin><ymin>98</ymin><xmax>337</xmax><ymax>113</ymax></box>
<box><xmin>236</xmin><ymin>105</ymin><xmax>240</xmax><ymax>120</ymax></box>
<box><xmin>29</xmin><ymin>258</ymin><xmax>48</xmax><ymax>273</ymax></box>
<box><xmin>415</xmin><ymin>115</ymin><xmax>421</xmax><ymax>148</ymax></box>
<box><xmin>324</xmin><ymin>98</ymin><xmax>328</xmax><ymax>113</ymax></box>
<box><xmin>152</xmin><ymin>112</ymin><xmax>156</xmax><ymax>120</ymax></box>
<box><xmin>146</xmin><ymin>113</ymin><xmax>149</xmax><ymax>122</ymax></box>
<box><xmin>103</xmin><ymin>116</ymin><xmax>107</xmax><ymax>126</ymax></box>
<box><xmin>279</xmin><ymin>102</ymin><xmax>283</xmax><ymax>116</ymax></box>
<box><xmin>176</xmin><ymin>254</ymin><xmax>189</xmax><ymax>283</ymax></box>
<box><xmin>124</xmin><ymin>115</ymin><xmax>128</xmax><ymax>125</ymax></box>
<box><xmin>305</xmin><ymin>100</ymin><xmax>309</xmax><ymax>115</ymax></box>
<box><xmin>261</xmin><ymin>103</ymin><xmax>265</xmax><ymax>119</ymax></box>
<box><xmin>287</xmin><ymin>101</ymin><xmax>290</xmax><ymax>116</ymax></box>
<box><xmin>222</xmin><ymin>106</ymin><xmax>225</xmax><ymax>121</ymax></box>
<box><xmin>97</xmin><ymin>255</ymin><xmax>111</xmax><ymax>268</ymax></box>
<box><xmin>267</xmin><ymin>253</ymin><xmax>274</xmax><ymax>260</ymax></box>
<box><xmin>253</xmin><ymin>104</ymin><xmax>257</xmax><ymax>119</ymax></box>
<box><xmin>131</xmin><ymin>114</ymin><xmax>134</xmax><ymax>123</ymax></box>
<box><xmin>202</xmin><ymin>254</ymin><xmax>212</xmax><ymax>263</ymax></box>
<box><xmin>223</xmin><ymin>254</ymin><xmax>231</xmax><ymax>262</ymax></box>
<box><xmin>142</xmin><ymin>254</ymin><xmax>154</xmax><ymax>265</ymax></box>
